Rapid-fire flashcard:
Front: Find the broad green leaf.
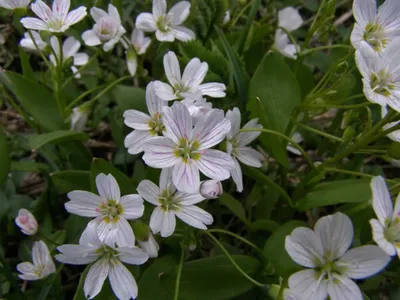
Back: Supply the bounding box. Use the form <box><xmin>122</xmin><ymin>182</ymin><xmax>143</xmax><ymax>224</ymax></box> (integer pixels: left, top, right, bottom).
<box><xmin>247</xmin><ymin>53</ymin><xmax>301</xmax><ymax>167</ymax></box>
<box><xmin>249</xmin><ymin>219</ymin><xmax>280</xmax><ymax>233</ymax></box>
<box><xmin>10</xmin><ymin>160</ymin><xmax>50</xmax><ymax>172</ymax></box>
<box><xmin>114</xmin><ymin>84</ymin><xmax>146</xmax><ymax>113</ymax></box>
<box><xmin>0</xmin><ymin>71</ymin><xmax>64</xmax><ymax>131</ymax></box>
<box><xmin>160</xmin><ymin>255</ymin><xmax>261</xmax><ymax>300</ymax></box>
<box><xmin>51</xmin><ymin>170</ymin><xmax>91</xmax><ymax>193</ymax></box>
<box><xmin>296</xmin><ymin>179</ymin><xmax>371</xmax><ymax>211</ymax></box>
<box><xmin>30</xmin><ymin>130</ymin><xmax>89</xmax><ymax>150</ymax></box>
<box><xmin>0</xmin><ymin>129</ymin><xmax>10</xmax><ymax>186</ymax></box>
<box><xmin>219</xmin><ymin>193</ymin><xmax>247</xmax><ymax>224</ymax></box>
<box><xmin>19</xmin><ymin>47</ymin><xmax>35</xmax><ymax>81</ymax></box>
<box><xmin>263</xmin><ymin>221</ymin><xmax>305</xmax><ymax>277</ymax></box>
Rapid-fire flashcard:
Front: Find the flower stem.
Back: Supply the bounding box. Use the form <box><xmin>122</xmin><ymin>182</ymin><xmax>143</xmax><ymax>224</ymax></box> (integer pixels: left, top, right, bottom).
<box><xmin>300</xmin><ymin>44</ymin><xmax>353</xmax><ymax>56</ymax></box>
<box><xmin>64</xmin><ymin>83</ymin><xmax>107</xmax><ymax>113</ymax></box>
<box><xmin>173</xmin><ymin>245</ymin><xmax>185</xmax><ymax>300</ymax></box>
<box><xmin>300</xmin><ymin>101</ymin><xmax>371</xmax><ymax>110</ymax></box>
<box><xmin>293</xmin><ymin>121</ymin><xmax>344</xmax><ymax>143</ymax></box>
<box><xmin>324</xmin><ymin>167</ymin><xmax>398</xmax><ymax>184</ymax></box>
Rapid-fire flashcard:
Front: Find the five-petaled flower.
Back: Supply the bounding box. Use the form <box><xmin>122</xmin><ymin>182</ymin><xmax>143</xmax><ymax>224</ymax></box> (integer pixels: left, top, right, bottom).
<box><xmin>137</xmin><ymin>168</ymin><xmax>213</xmax><ymax>237</ymax></box>
<box><xmin>142</xmin><ymin>101</ymin><xmax>234</xmax><ymax>193</ymax></box>
<box><xmin>136</xmin><ymin>0</ymin><xmax>195</xmax><ymax>42</ymax></box>
<box><xmin>285</xmin><ymin>212</ymin><xmax>391</xmax><ymax>300</ymax></box>
<box><xmin>21</xmin><ymin>0</ymin><xmax>87</xmax><ymax>33</ymax></box>
<box><xmin>65</xmin><ymin>173</ymin><xmax>144</xmax><ymax>247</ymax></box>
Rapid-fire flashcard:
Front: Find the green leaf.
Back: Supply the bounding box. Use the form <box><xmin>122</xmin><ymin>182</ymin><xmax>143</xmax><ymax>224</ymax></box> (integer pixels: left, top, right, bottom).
<box><xmin>19</xmin><ymin>47</ymin><xmax>35</xmax><ymax>81</ymax></box>
<box><xmin>219</xmin><ymin>193</ymin><xmax>247</xmax><ymax>224</ymax></box>
<box><xmin>249</xmin><ymin>219</ymin><xmax>280</xmax><ymax>233</ymax></box>
<box><xmin>247</xmin><ymin>53</ymin><xmax>301</xmax><ymax>167</ymax></box>
<box><xmin>29</xmin><ymin>130</ymin><xmax>89</xmax><ymax>150</ymax></box>
<box><xmin>0</xmin><ymin>128</ymin><xmax>10</xmax><ymax>186</ymax></box>
<box><xmin>91</xmin><ymin>158</ymin><xmax>136</xmax><ymax>194</ymax></box>
<box><xmin>263</xmin><ymin>221</ymin><xmax>305</xmax><ymax>277</ymax></box>
<box><xmin>237</xmin><ymin>0</ymin><xmax>261</xmax><ymax>53</ymax></box>
<box><xmin>72</xmin><ymin>265</ymin><xmax>90</xmax><ymax>300</ymax></box>
<box><xmin>51</xmin><ymin>170</ymin><xmax>91</xmax><ymax>193</ymax></box>
<box><xmin>10</xmin><ymin>160</ymin><xmax>50</xmax><ymax>172</ymax></box>
<box><xmin>114</xmin><ymin>85</ymin><xmax>146</xmax><ymax>113</ymax></box>
<box><xmin>46</xmin><ymin>230</ymin><xmax>67</xmax><ymax>252</ymax></box>
<box><xmin>160</xmin><ymin>255</ymin><xmax>261</xmax><ymax>300</ymax></box>
<box><xmin>0</xmin><ymin>71</ymin><xmax>64</xmax><ymax>131</ymax></box>
<box><xmin>296</xmin><ymin>179</ymin><xmax>372</xmax><ymax>211</ymax></box>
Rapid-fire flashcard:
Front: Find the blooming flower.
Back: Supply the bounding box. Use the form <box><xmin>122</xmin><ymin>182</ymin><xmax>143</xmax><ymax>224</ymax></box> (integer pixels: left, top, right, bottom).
<box><xmin>287</xmin><ymin>132</ymin><xmax>303</xmax><ymax>155</ymax></box>
<box><xmin>369</xmin><ymin>176</ymin><xmax>400</xmax><ymax>258</ymax></box>
<box><xmin>17</xmin><ymin>240</ymin><xmax>56</xmax><ymax>280</ymax></box>
<box><xmin>137</xmin><ymin>168</ymin><xmax>213</xmax><ymax>237</ymax></box>
<box><xmin>199</xmin><ymin>180</ymin><xmax>223</xmax><ymax>199</ymax></box>
<box><xmin>21</xmin><ymin>0</ymin><xmax>87</xmax><ymax>33</ymax></box>
<box><xmin>136</xmin><ymin>0</ymin><xmax>195</xmax><ymax>42</ymax></box>
<box><xmin>130</xmin><ymin>28</ymin><xmax>151</xmax><ymax>55</ymax></box>
<box><xmin>143</xmin><ymin>101</ymin><xmax>234</xmax><ymax>193</ymax></box>
<box><xmin>70</xmin><ymin>106</ymin><xmax>89</xmax><ymax>131</ymax></box>
<box><xmin>49</xmin><ymin>36</ymin><xmax>89</xmax><ymax>79</ymax></box>
<box><xmin>0</xmin><ymin>0</ymin><xmax>30</xmax><ymax>10</ymax></box>
<box><xmin>274</xmin><ymin>7</ymin><xmax>303</xmax><ymax>59</ymax></box>
<box><xmin>355</xmin><ymin>39</ymin><xmax>400</xmax><ymax>112</ymax></box>
<box><xmin>15</xmin><ymin>208</ymin><xmax>38</xmax><ymax>235</ymax></box>
<box><xmin>65</xmin><ymin>173</ymin><xmax>144</xmax><ymax>247</ymax></box>
<box><xmin>382</xmin><ymin>105</ymin><xmax>400</xmax><ymax>142</ymax></box>
<box><xmin>123</xmin><ymin>82</ymin><xmax>167</xmax><ymax>155</ymax></box>
<box><xmin>56</xmin><ymin>222</ymin><xmax>148</xmax><ymax>299</ymax></box>
<box><xmin>351</xmin><ymin>0</ymin><xmax>400</xmax><ymax>52</ymax></box>
<box><xmin>20</xmin><ymin>30</ymin><xmax>48</xmax><ymax>52</ymax></box>
<box><xmin>137</xmin><ymin>232</ymin><xmax>159</xmax><ymax>258</ymax></box>
<box><xmin>82</xmin><ymin>4</ymin><xmax>126</xmax><ymax>52</ymax></box>
<box><xmin>285</xmin><ymin>212</ymin><xmax>391</xmax><ymax>300</ymax></box>
<box><xmin>154</xmin><ymin>51</ymin><xmax>226</xmax><ymax>101</ymax></box>
<box><xmin>225</xmin><ymin>108</ymin><xmax>264</xmax><ymax>192</ymax></box>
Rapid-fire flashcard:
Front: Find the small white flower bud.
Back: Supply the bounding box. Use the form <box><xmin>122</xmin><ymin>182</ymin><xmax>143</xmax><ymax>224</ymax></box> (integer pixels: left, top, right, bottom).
<box><xmin>15</xmin><ymin>209</ymin><xmax>38</xmax><ymax>235</ymax></box>
<box><xmin>137</xmin><ymin>233</ymin><xmax>159</xmax><ymax>258</ymax></box>
<box><xmin>200</xmin><ymin>180</ymin><xmax>223</xmax><ymax>199</ymax></box>
<box><xmin>126</xmin><ymin>48</ymin><xmax>138</xmax><ymax>77</ymax></box>
<box><xmin>70</xmin><ymin>106</ymin><xmax>89</xmax><ymax>131</ymax></box>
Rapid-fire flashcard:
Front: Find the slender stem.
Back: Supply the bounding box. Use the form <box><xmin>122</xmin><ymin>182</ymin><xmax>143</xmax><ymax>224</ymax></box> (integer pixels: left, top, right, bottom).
<box><xmin>277</xmin><ymin>278</ymin><xmax>288</xmax><ymax>300</ymax></box>
<box><xmin>325</xmin><ymin>167</ymin><xmax>398</xmax><ymax>184</ymax></box>
<box><xmin>294</xmin><ymin>121</ymin><xmax>344</xmax><ymax>143</ymax></box>
<box><xmin>207</xmin><ymin>229</ymin><xmax>263</xmax><ymax>254</ymax></box>
<box><xmin>300</xmin><ymin>102</ymin><xmax>372</xmax><ymax>110</ymax></box>
<box><xmin>300</xmin><ymin>44</ymin><xmax>353</xmax><ymax>56</ymax></box>
<box><xmin>27</xmin><ymin>30</ymin><xmax>51</xmax><ymax>70</ymax></box>
<box><xmin>303</xmin><ymin>0</ymin><xmax>326</xmax><ymax>48</ymax></box>
<box><xmin>230</xmin><ymin>1</ymin><xmax>253</xmax><ymax>28</ymax></box>
<box><xmin>173</xmin><ymin>246</ymin><xmax>185</xmax><ymax>300</ymax></box>
<box><xmin>38</xmin><ymin>232</ymin><xmax>61</xmax><ymax>247</ymax></box>
<box><xmin>204</xmin><ymin>231</ymin><xmax>267</xmax><ymax>289</ymax></box>
<box><xmin>65</xmin><ymin>83</ymin><xmax>107</xmax><ymax>112</ymax></box>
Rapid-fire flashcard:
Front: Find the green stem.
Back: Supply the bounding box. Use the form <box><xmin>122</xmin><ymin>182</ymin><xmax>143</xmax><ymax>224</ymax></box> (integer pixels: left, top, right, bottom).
<box><xmin>300</xmin><ymin>102</ymin><xmax>371</xmax><ymax>110</ymax></box>
<box><xmin>173</xmin><ymin>246</ymin><xmax>185</xmax><ymax>300</ymax></box>
<box><xmin>207</xmin><ymin>229</ymin><xmax>263</xmax><ymax>254</ymax></box>
<box><xmin>65</xmin><ymin>83</ymin><xmax>107</xmax><ymax>112</ymax></box>
<box><xmin>303</xmin><ymin>0</ymin><xmax>326</xmax><ymax>48</ymax></box>
<box><xmin>39</xmin><ymin>232</ymin><xmax>61</xmax><ymax>247</ymax></box>
<box><xmin>277</xmin><ymin>278</ymin><xmax>288</xmax><ymax>300</ymax></box>
<box><xmin>27</xmin><ymin>30</ymin><xmax>51</xmax><ymax>70</ymax></box>
<box><xmin>293</xmin><ymin>121</ymin><xmax>344</xmax><ymax>143</ymax></box>
<box><xmin>204</xmin><ymin>231</ymin><xmax>267</xmax><ymax>289</ymax></box>
<box><xmin>324</xmin><ymin>167</ymin><xmax>398</xmax><ymax>184</ymax></box>
<box><xmin>300</xmin><ymin>44</ymin><xmax>353</xmax><ymax>56</ymax></box>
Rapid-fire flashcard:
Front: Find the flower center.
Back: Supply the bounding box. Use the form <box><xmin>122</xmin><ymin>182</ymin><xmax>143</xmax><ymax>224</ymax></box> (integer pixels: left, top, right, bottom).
<box><xmin>148</xmin><ymin>112</ymin><xmax>165</xmax><ymax>136</ymax></box>
<box><xmin>95</xmin><ymin>17</ymin><xmax>118</xmax><ymax>41</ymax></box>
<box><xmin>172</xmin><ymin>84</ymin><xmax>191</xmax><ymax>99</ymax></box>
<box><xmin>363</xmin><ymin>22</ymin><xmax>388</xmax><ymax>52</ymax></box>
<box><xmin>158</xmin><ymin>189</ymin><xmax>180</xmax><ymax>212</ymax></box>
<box><xmin>156</xmin><ymin>16</ymin><xmax>172</xmax><ymax>33</ymax></box>
<box><xmin>47</xmin><ymin>18</ymin><xmax>63</xmax><ymax>31</ymax></box>
<box><xmin>174</xmin><ymin>138</ymin><xmax>201</xmax><ymax>162</ymax></box>
<box><xmin>98</xmin><ymin>199</ymin><xmax>124</xmax><ymax>224</ymax></box>
<box><xmin>385</xmin><ymin>218</ymin><xmax>400</xmax><ymax>243</ymax></box>
<box><xmin>370</xmin><ymin>71</ymin><xmax>395</xmax><ymax>97</ymax></box>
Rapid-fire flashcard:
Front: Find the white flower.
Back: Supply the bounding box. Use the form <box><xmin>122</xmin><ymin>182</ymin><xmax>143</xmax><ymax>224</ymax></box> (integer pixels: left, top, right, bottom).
<box><xmin>137</xmin><ymin>232</ymin><xmax>159</xmax><ymax>258</ymax></box>
<box><xmin>70</xmin><ymin>106</ymin><xmax>89</xmax><ymax>131</ymax></box>
<box><xmin>137</xmin><ymin>168</ymin><xmax>213</xmax><ymax>237</ymax></box>
<box><xmin>154</xmin><ymin>51</ymin><xmax>226</xmax><ymax>101</ymax></box>
<box><xmin>287</xmin><ymin>132</ymin><xmax>303</xmax><ymax>155</ymax></box>
<box><xmin>143</xmin><ymin>101</ymin><xmax>234</xmax><ymax>193</ymax></box>
<box><xmin>355</xmin><ymin>39</ymin><xmax>400</xmax><ymax>112</ymax></box>
<box><xmin>181</xmin><ymin>95</ymin><xmax>213</xmax><ymax>125</ymax></box>
<box><xmin>82</xmin><ymin>4</ymin><xmax>126</xmax><ymax>52</ymax></box>
<box><xmin>131</xmin><ymin>28</ymin><xmax>151</xmax><ymax>55</ymax></box>
<box><xmin>0</xmin><ymin>0</ymin><xmax>30</xmax><ymax>10</ymax></box>
<box><xmin>126</xmin><ymin>48</ymin><xmax>138</xmax><ymax>77</ymax></box>
<box><xmin>274</xmin><ymin>7</ymin><xmax>303</xmax><ymax>59</ymax></box>
<box><xmin>123</xmin><ymin>82</ymin><xmax>167</xmax><ymax>155</ymax></box>
<box><xmin>370</xmin><ymin>176</ymin><xmax>400</xmax><ymax>258</ymax></box>
<box><xmin>17</xmin><ymin>241</ymin><xmax>56</xmax><ymax>280</ymax></box>
<box><xmin>225</xmin><ymin>108</ymin><xmax>264</xmax><ymax>193</ymax></box>
<box><xmin>382</xmin><ymin>105</ymin><xmax>400</xmax><ymax>142</ymax></box>
<box><xmin>136</xmin><ymin>0</ymin><xmax>195</xmax><ymax>42</ymax></box>
<box><xmin>49</xmin><ymin>36</ymin><xmax>89</xmax><ymax>79</ymax></box>
<box><xmin>199</xmin><ymin>180</ymin><xmax>223</xmax><ymax>199</ymax></box>
<box><xmin>15</xmin><ymin>208</ymin><xmax>38</xmax><ymax>235</ymax></box>
<box><xmin>56</xmin><ymin>222</ymin><xmax>148</xmax><ymax>299</ymax></box>
<box><xmin>351</xmin><ymin>0</ymin><xmax>400</xmax><ymax>52</ymax></box>
<box><xmin>285</xmin><ymin>212</ymin><xmax>391</xmax><ymax>300</ymax></box>
<box><xmin>65</xmin><ymin>173</ymin><xmax>144</xmax><ymax>247</ymax></box>
<box><xmin>21</xmin><ymin>0</ymin><xmax>87</xmax><ymax>33</ymax></box>
<box><xmin>20</xmin><ymin>30</ymin><xmax>48</xmax><ymax>52</ymax></box>
<box><xmin>223</xmin><ymin>10</ymin><xmax>230</xmax><ymax>25</ymax></box>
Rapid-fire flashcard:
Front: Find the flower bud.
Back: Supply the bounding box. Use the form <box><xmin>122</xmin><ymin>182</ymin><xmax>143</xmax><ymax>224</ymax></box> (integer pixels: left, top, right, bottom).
<box><xmin>70</xmin><ymin>106</ymin><xmax>90</xmax><ymax>131</ymax></box>
<box><xmin>15</xmin><ymin>209</ymin><xmax>38</xmax><ymax>235</ymax></box>
<box><xmin>137</xmin><ymin>233</ymin><xmax>159</xmax><ymax>258</ymax></box>
<box><xmin>126</xmin><ymin>48</ymin><xmax>138</xmax><ymax>77</ymax></box>
<box><xmin>200</xmin><ymin>180</ymin><xmax>223</xmax><ymax>199</ymax></box>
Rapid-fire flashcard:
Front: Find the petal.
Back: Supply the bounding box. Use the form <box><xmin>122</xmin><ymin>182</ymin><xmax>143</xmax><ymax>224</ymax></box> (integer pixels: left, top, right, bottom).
<box><xmin>198</xmin><ymin>82</ymin><xmax>226</xmax><ymax>98</ymax></box>
<box><xmin>156</xmin><ymin>29</ymin><xmax>175</xmax><ymax>42</ymax></box>
<box><xmin>192</xmin><ymin>109</ymin><xmax>231</xmax><ymax>149</ymax></box>
<box><xmin>168</xmin><ymin>1</ymin><xmax>191</xmax><ymax>25</ymax></box>
<box><xmin>338</xmin><ymin>245</ymin><xmax>391</xmax><ymax>279</ymax></box>
<box><xmin>96</xmin><ymin>173</ymin><xmax>121</xmax><ymax>201</ymax></box>
<box><xmin>371</xmin><ymin>176</ymin><xmax>393</xmax><ymax>226</ymax></box>
<box><xmin>225</xmin><ymin>108</ymin><xmax>241</xmax><ymax>137</ymax></box>
<box><xmin>160</xmin><ymin>167</ymin><xmax>174</xmax><ymax>191</ymax></box>
<box><xmin>123</xmin><ymin>109</ymin><xmax>151</xmax><ymax>130</ymax></box>
<box><xmin>20</xmin><ymin>18</ymin><xmax>48</xmax><ymax>30</ymax></box>
<box><xmin>107</xmin><ymin>4</ymin><xmax>121</xmax><ymax>24</ymax></box>
<box><xmin>31</xmin><ymin>0</ymin><xmax>52</xmax><ymax>22</ymax></box>
<box><xmin>231</xmin><ymin>157</ymin><xmax>243</xmax><ymax>192</ymax></box>
<box><xmin>65</xmin><ymin>191</ymin><xmax>102</xmax><ymax>217</ymax></box>
<box><xmin>153</xmin><ymin>0</ymin><xmax>167</xmax><ymax>18</ymax></box>
<box><xmin>327</xmin><ymin>276</ymin><xmax>363</xmax><ymax>300</ymax></box>
<box><xmin>32</xmin><ymin>240</ymin><xmax>51</xmax><ymax>267</ymax></box>
<box><xmin>82</xmin><ymin>30</ymin><xmax>101</xmax><ymax>46</ymax></box>
<box><xmin>146</xmin><ymin>81</ymin><xmax>165</xmax><ymax>116</ymax></box>
<box><xmin>120</xmin><ymin>194</ymin><xmax>144</xmax><ymax>219</ymax></box>
<box><xmin>236</xmin><ymin>118</ymin><xmax>262</xmax><ymax>146</ymax></box>
<box><xmin>353</xmin><ymin>0</ymin><xmax>376</xmax><ymax>27</ymax></box>
<box><xmin>103</xmin><ymin>39</ymin><xmax>117</xmax><ymax>52</ymax></box>
<box><xmin>172</xmin><ymin>26</ymin><xmax>195</xmax><ymax>42</ymax></box>
<box><xmin>154</xmin><ymin>81</ymin><xmax>177</xmax><ymax>101</ymax></box>
<box><xmin>377</xmin><ymin>0</ymin><xmax>400</xmax><ymax>28</ymax></box>
<box><xmin>84</xmin><ymin>259</ymin><xmax>110</xmax><ymax>299</ymax></box>
<box><xmin>90</xmin><ymin>6</ymin><xmax>107</xmax><ymax>22</ymax></box>
<box><xmin>175</xmin><ymin>205</ymin><xmax>213</xmax><ymax>229</ymax></box>
<box><xmin>118</xmin><ymin>247</ymin><xmax>149</xmax><ymax>265</ymax></box>
<box><xmin>172</xmin><ymin>159</ymin><xmax>200</xmax><ymax>193</ymax></box>
<box><xmin>314</xmin><ymin>212</ymin><xmax>354</xmax><ymax>261</ymax></box>
<box><xmin>182</xmin><ymin>58</ymin><xmax>207</xmax><ymax>89</ymax></box>
<box><xmin>288</xmin><ymin>270</ymin><xmax>328</xmax><ymax>300</ymax></box>
<box><xmin>197</xmin><ymin>149</ymin><xmax>234</xmax><ymax>181</ymax></box>
<box><xmin>55</xmin><ymin>244</ymin><xmax>99</xmax><ymax>265</ymax></box>
<box><xmin>160</xmin><ymin>209</ymin><xmax>176</xmax><ymax>237</ymax></box>
<box><xmin>109</xmin><ymin>261</ymin><xmax>138</xmax><ymax>300</ymax></box>
<box><xmin>175</xmin><ymin>191</ymin><xmax>205</xmax><ymax>205</ymax></box>
<box><xmin>285</xmin><ymin>227</ymin><xmax>325</xmax><ymax>268</ymax></box>
<box><xmin>136</xmin><ymin>12</ymin><xmax>157</xmax><ymax>32</ymax></box>
<box><xmin>278</xmin><ymin>7</ymin><xmax>303</xmax><ymax>31</ymax></box>
<box><xmin>235</xmin><ymin>147</ymin><xmax>264</xmax><ymax>168</ymax></box>
<box><xmin>62</xmin><ymin>36</ymin><xmax>80</xmax><ymax>59</ymax></box>
<box><xmin>142</xmin><ymin>137</ymin><xmax>179</xmax><ymax>168</ymax></box>
<box><xmin>393</xmin><ymin>192</ymin><xmax>400</xmax><ymax>220</ymax></box>
<box><xmin>370</xmin><ymin>219</ymin><xmax>396</xmax><ymax>256</ymax></box>
<box><xmin>73</xmin><ymin>52</ymin><xmax>89</xmax><ymax>66</ymax></box>
<box><xmin>137</xmin><ymin>180</ymin><xmax>160</xmax><ymax>205</ymax></box>
<box><xmin>162</xmin><ymin>102</ymin><xmax>192</xmax><ymax>143</ymax></box>
<box><xmin>52</xmin><ymin>0</ymin><xmax>70</xmax><ymax>21</ymax></box>
<box><xmin>164</xmin><ymin>51</ymin><xmax>181</xmax><ymax>87</ymax></box>
<box><xmin>124</xmin><ymin>130</ymin><xmax>153</xmax><ymax>155</ymax></box>
<box><xmin>149</xmin><ymin>206</ymin><xmax>163</xmax><ymax>234</ymax></box>
<box><xmin>64</xmin><ymin>7</ymin><xmax>87</xmax><ymax>27</ymax></box>
<box><xmin>354</xmin><ymin>43</ymin><xmax>380</xmax><ymax>79</ymax></box>
<box><xmin>17</xmin><ymin>262</ymin><xmax>35</xmax><ymax>274</ymax></box>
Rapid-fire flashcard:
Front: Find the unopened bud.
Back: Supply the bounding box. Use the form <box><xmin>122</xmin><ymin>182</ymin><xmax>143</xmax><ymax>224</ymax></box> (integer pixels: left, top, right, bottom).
<box><xmin>70</xmin><ymin>106</ymin><xmax>90</xmax><ymax>131</ymax></box>
<box><xmin>200</xmin><ymin>180</ymin><xmax>223</xmax><ymax>199</ymax></box>
<box><xmin>137</xmin><ymin>232</ymin><xmax>159</xmax><ymax>258</ymax></box>
<box><xmin>126</xmin><ymin>48</ymin><xmax>138</xmax><ymax>77</ymax></box>
<box><xmin>15</xmin><ymin>209</ymin><xmax>38</xmax><ymax>235</ymax></box>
